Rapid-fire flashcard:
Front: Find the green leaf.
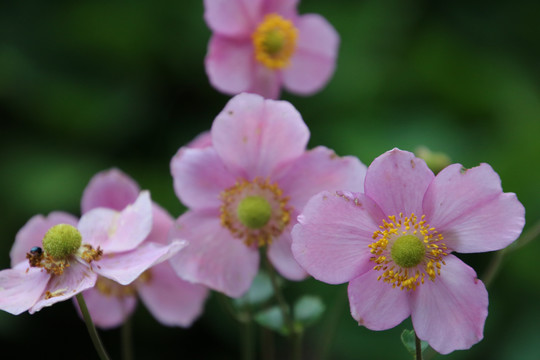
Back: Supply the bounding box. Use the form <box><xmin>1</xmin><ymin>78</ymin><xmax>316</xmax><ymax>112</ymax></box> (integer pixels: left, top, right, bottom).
<box><xmin>233</xmin><ymin>271</ymin><xmax>273</xmax><ymax>308</ymax></box>
<box><xmin>401</xmin><ymin>329</ymin><xmax>428</xmax><ymax>358</ymax></box>
<box><xmin>254</xmin><ymin>306</ymin><xmax>288</xmax><ymax>335</ymax></box>
<box><xmin>293</xmin><ymin>295</ymin><xmax>325</xmax><ymax>328</ymax></box>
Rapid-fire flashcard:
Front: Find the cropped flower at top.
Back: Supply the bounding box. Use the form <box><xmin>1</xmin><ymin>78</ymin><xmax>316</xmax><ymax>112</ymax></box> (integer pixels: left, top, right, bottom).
<box><xmin>291</xmin><ymin>148</ymin><xmax>525</xmax><ymax>354</ymax></box>
<box><xmin>169</xmin><ymin>93</ymin><xmax>367</xmax><ymax>297</ymax></box>
<box><xmin>204</xmin><ymin>0</ymin><xmax>339</xmax><ymax>99</ymax></box>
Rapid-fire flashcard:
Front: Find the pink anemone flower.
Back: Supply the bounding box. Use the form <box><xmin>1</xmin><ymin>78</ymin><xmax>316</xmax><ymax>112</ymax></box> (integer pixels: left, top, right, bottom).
<box><xmin>169</xmin><ymin>92</ymin><xmax>367</xmax><ymax>297</ymax></box>
<box><xmin>77</xmin><ymin>169</ymin><xmax>209</xmax><ymax>329</ymax></box>
<box><xmin>0</xmin><ymin>191</ymin><xmax>185</xmax><ymax>315</ymax></box>
<box><xmin>291</xmin><ymin>148</ymin><xmax>525</xmax><ymax>354</ymax></box>
<box><xmin>204</xmin><ymin>0</ymin><xmax>339</xmax><ymax>99</ymax></box>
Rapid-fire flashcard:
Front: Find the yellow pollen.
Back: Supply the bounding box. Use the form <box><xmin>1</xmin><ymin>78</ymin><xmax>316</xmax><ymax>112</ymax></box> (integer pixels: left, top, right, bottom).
<box><xmin>252</xmin><ymin>13</ymin><xmax>298</xmax><ymax>69</ymax></box>
<box><xmin>220</xmin><ymin>177</ymin><xmax>292</xmax><ymax>247</ymax></box>
<box><xmin>369</xmin><ymin>213</ymin><xmax>448</xmax><ymax>291</ymax></box>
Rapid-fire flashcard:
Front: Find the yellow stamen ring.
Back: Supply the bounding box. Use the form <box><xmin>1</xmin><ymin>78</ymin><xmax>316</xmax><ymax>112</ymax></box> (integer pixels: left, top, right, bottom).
<box><xmin>369</xmin><ymin>213</ymin><xmax>448</xmax><ymax>291</ymax></box>
<box><xmin>252</xmin><ymin>13</ymin><xmax>298</xmax><ymax>69</ymax></box>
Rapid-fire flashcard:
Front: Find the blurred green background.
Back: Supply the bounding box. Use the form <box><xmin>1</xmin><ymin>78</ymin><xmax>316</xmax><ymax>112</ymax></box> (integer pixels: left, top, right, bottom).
<box><xmin>1</xmin><ymin>0</ymin><xmax>539</xmax><ymax>359</ymax></box>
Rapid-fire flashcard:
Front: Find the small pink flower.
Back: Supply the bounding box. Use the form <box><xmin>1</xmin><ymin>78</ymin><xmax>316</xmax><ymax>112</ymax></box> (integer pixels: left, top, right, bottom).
<box><xmin>0</xmin><ymin>191</ymin><xmax>184</xmax><ymax>315</ymax></box>
<box><xmin>291</xmin><ymin>149</ymin><xmax>525</xmax><ymax>354</ymax></box>
<box><xmin>77</xmin><ymin>169</ymin><xmax>209</xmax><ymax>329</ymax></box>
<box><xmin>204</xmin><ymin>0</ymin><xmax>339</xmax><ymax>99</ymax></box>
<box><xmin>169</xmin><ymin>93</ymin><xmax>366</xmax><ymax>297</ymax></box>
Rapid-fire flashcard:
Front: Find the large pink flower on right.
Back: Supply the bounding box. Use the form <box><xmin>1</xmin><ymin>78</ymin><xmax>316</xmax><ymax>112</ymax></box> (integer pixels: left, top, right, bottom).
<box><xmin>204</xmin><ymin>0</ymin><xmax>339</xmax><ymax>99</ymax></box>
<box><xmin>291</xmin><ymin>148</ymin><xmax>525</xmax><ymax>354</ymax></box>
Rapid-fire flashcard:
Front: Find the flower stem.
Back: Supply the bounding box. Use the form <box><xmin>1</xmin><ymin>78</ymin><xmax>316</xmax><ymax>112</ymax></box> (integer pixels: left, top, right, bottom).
<box><xmin>122</xmin><ymin>317</ymin><xmax>134</xmax><ymax>360</ymax></box>
<box><xmin>241</xmin><ymin>310</ymin><xmax>255</xmax><ymax>360</ymax></box>
<box><xmin>415</xmin><ymin>332</ymin><xmax>423</xmax><ymax>360</ymax></box>
<box><xmin>263</xmin><ymin>256</ymin><xmax>302</xmax><ymax>360</ymax></box>
<box><xmin>75</xmin><ymin>293</ymin><xmax>111</xmax><ymax>360</ymax></box>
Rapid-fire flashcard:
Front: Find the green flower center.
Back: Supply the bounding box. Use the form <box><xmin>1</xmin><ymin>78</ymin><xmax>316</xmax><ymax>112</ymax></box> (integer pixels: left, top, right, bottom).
<box><xmin>390</xmin><ymin>235</ymin><xmax>425</xmax><ymax>268</ymax></box>
<box><xmin>236</xmin><ymin>196</ymin><xmax>272</xmax><ymax>229</ymax></box>
<box><xmin>263</xmin><ymin>29</ymin><xmax>285</xmax><ymax>55</ymax></box>
<box><xmin>42</xmin><ymin>224</ymin><xmax>82</xmax><ymax>260</ymax></box>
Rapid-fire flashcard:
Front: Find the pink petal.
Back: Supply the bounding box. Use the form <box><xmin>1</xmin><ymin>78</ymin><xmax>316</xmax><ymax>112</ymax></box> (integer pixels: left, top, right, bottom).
<box><xmin>0</xmin><ymin>262</ymin><xmax>50</xmax><ymax>315</ymax></box>
<box><xmin>10</xmin><ymin>212</ymin><xmax>79</xmax><ymax>266</ymax></box>
<box><xmin>78</xmin><ymin>191</ymin><xmax>153</xmax><ymax>253</ymax></box>
<box><xmin>364</xmin><ymin>148</ymin><xmax>434</xmax><ymax>217</ymax></box>
<box><xmin>76</xmin><ymin>286</ymin><xmax>137</xmax><ymax>329</ymax></box>
<box><xmin>267</xmin><ymin>231</ymin><xmax>307</xmax><ymax>281</ymax></box>
<box><xmin>94</xmin><ymin>240</ymin><xmax>186</xmax><ymax>286</ymax></box>
<box><xmin>291</xmin><ymin>191</ymin><xmax>385</xmax><ymax>284</ymax></box>
<box><xmin>171</xmin><ymin>146</ymin><xmax>237</xmax><ymax>211</ymax></box>
<box><xmin>212</xmin><ymin>93</ymin><xmax>310</xmax><ymax>179</ymax></box>
<box><xmin>283</xmin><ymin>14</ymin><xmax>339</xmax><ymax>95</ymax></box>
<box><xmin>247</xmin><ymin>64</ymin><xmax>282</xmax><ymax>99</ymax></box>
<box><xmin>273</xmin><ymin>146</ymin><xmax>367</xmax><ymax>210</ymax></box>
<box><xmin>423</xmin><ymin>163</ymin><xmax>525</xmax><ymax>253</ymax></box>
<box><xmin>205</xmin><ymin>35</ymin><xmax>255</xmax><ymax>95</ymax></box>
<box><xmin>204</xmin><ymin>0</ymin><xmax>263</xmax><ymax>37</ymax></box>
<box><xmin>168</xmin><ymin>211</ymin><xmax>259</xmax><ymax>298</ymax></box>
<box><xmin>348</xmin><ymin>270</ymin><xmax>411</xmax><ymax>330</ymax></box>
<box><xmin>138</xmin><ymin>262</ymin><xmax>209</xmax><ymax>327</ymax></box>
<box><xmin>81</xmin><ymin>168</ymin><xmax>140</xmax><ymax>213</ymax></box>
<box><xmin>410</xmin><ymin>255</ymin><xmax>488</xmax><ymax>354</ymax></box>
<box><xmin>30</xmin><ymin>261</ymin><xmax>97</xmax><ymax>313</ymax></box>
<box><xmin>262</xmin><ymin>0</ymin><xmax>299</xmax><ymax>19</ymax></box>
<box><xmin>187</xmin><ymin>131</ymin><xmax>213</xmax><ymax>149</ymax></box>
<box><xmin>145</xmin><ymin>203</ymin><xmax>174</xmax><ymax>245</ymax></box>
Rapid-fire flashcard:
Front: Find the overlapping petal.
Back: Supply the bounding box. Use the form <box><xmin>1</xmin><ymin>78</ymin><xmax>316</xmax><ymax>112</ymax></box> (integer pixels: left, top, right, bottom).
<box><xmin>81</xmin><ymin>168</ymin><xmax>140</xmax><ymax>213</ymax></box>
<box><xmin>78</xmin><ymin>286</ymin><xmax>137</xmax><ymax>329</ymax></box>
<box><xmin>423</xmin><ymin>163</ymin><xmax>525</xmax><ymax>253</ymax></box>
<box><xmin>0</xmin><ymin>262</ymin><xmax>50</xmax><ymax>315</ymax></box>
<box><xmin>267</xmin><ymin>231</ymin><xmax>307</xmax><ymax>280</ymax></box>
<box><xmin>204</xmin><ymin>0</ymin><xmax>262</xmax><ymax>37</ymax></box>
<box><xmin>247</xmin><ymin>64</ymin><xmax>282</xmax><ymax>100</ymax></box>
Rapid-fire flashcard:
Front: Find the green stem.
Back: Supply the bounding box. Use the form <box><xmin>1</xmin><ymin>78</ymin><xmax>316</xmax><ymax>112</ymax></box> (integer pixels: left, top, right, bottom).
<box><xmin>415</xmin><ymin>332</ymin><xmax>423</xmax><ymax>360</ymax></box>
<box><xmin>317</xmin><ymin>288</ymin><xmax>347</xmax><ymax>360</ymax></box>
<box><xmin>482</xmin><ymin>249</ymin><xmax>505</xmax><ymax>288</ymax></box>
<box><xmin>75</xmin><ymin>293</ymin><xmax>111</xmax><ymax>360</ymax></box>
<box><xmin>122</xmin><ymin>316</ymin><xmax>134</xmax><ymax>360</ymax></box>
<box><xmin>241</xmin><ymin>309</ymin><xmax>255</xmax><ymax>360</ymax></box>
<box><xmin>263</xmin><ymin>256</ymin><xmax>302</xmax><ymax>360</ymax></box>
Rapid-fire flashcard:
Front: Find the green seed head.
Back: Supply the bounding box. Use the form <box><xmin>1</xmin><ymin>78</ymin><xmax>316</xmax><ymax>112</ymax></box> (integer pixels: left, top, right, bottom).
<box><xmin>263</xmin><ymin>29</ymin><xmax>285</xmax><ymax>55</ymax></box>
<box><xmin>390</xmin><ymin>235</ymin><xmax>425</xmax><ymax>268</ymax></box>
<box><xmin>237</xmin><ymin>196</ymin><xmax>272</xmax><ymax>229</ymax></box>
<box><xmin>42</xmin><ymin>224</ymin><xmax>82</xmax><ymax>260</ymax></box>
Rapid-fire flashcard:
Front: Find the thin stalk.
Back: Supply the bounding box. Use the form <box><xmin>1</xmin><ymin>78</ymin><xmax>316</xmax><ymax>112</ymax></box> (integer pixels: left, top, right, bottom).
<box><xmin>75</xmin><ymin>293</ymin><xmax>111</xmax><ymax>360</ymax></box>
<box><xmin>122</xmin><ymin>316</ymin><xmax>134</xmax><ymax>360</ymax></box>
<box><xmin>317</xmin><ymin>288</ymin><xmax>347</xmax><ymax>360</ymax></box>
<box><xmin>415</xmin><ymin>332</ymin><xmax>423</xmax><ymax>360</ymax></box>
<box><xmin>241</xmin><ymin>309</ymin><xmax>255</xmax><ymax>360</ymax></box>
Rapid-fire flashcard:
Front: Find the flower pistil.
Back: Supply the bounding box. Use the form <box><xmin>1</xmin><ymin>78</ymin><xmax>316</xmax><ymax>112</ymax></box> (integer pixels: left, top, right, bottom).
<box><xmin>252</xmin><ymin>13</ymin><xmax>298</xmax><ymax>69</ymax></box>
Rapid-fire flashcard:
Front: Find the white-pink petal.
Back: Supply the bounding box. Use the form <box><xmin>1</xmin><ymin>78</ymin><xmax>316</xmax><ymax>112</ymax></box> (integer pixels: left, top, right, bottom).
<box><xmin>291</xmin><ymin>191</ymin><xmax>384</xmax><ymax>284</ymax></box>
<box><xmin>10</xmin><ymin>212</ymin><xmax>79</xmax><ymax>266</ymax></box>
<box><xmin>95</xmin><ymin>240</ymin><xmax>186</xmax><ymax>286</ymax></box>
<box><xmin>145</xmin><ymin>204</ymin><xmax>174</xmax><ymax>245</ymax></box>
<box><xmin>76</xmin><ymin>286</ymin><xmax>137</xmax><ymax>329</ymax></box>
<box><xmin>283</xmin><ymin>14</ymin><xmax>339</xmax><ymax>95</ymax></box>
<box><xmin>168</xmin><ymin>211</ymin><xmax>259</xmax><ymax>298</ymax></box>
<box><xmin>423</xmin><ymin>163</ymin><xmax>525</xmax><ymax>253</ymax></box>
<box><xmin>81</xmin><ymin>168</ymin><xmax>140</xmax><ymax>213</ymax></box>
<box><xmin>364</xmin><ymin>149</ymin><xmax>434</xmax><ymax>217</ymax></box>
<box><xmin>247</xmin><ymin>64</ymin><xmax>282</xmax><ymax>99</ymax></box>
<box><xmin>267</xmin><ymin>231</ymin><xmax>307</xmax><ymax>281</ymax></box>
<box><xmin>211</xmin><ymin>93</ymin><xmax>310</xmax><ymax>179</ymax></box>
<box><xmin>0</xmin><ymin>262</ymin><xmax>50</xmax><ymax>315</ymax></box>
<box><xmin>410</xmin><ymin>255</ymin><xmax>488</xmax><ymax>354</ymax></box>
<box><xmin>138</xmin><ymin>262</ymin><xmax>209</xmax><ymax>327</ymax></box>
<box><xmin>348</xmin><ymin>270</ymin><xmax>411</xmax><ymax>330</ymax></box>
<box><xmin>204</xmin><ymin>0</ymin><xmax>262</xmax><ymax>38</ymax></box>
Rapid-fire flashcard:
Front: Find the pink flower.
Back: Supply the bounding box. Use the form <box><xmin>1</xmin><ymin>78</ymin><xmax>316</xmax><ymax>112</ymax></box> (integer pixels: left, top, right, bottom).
<box><xmin>0</xmin><ymin>191</ymin><xmax>185</xmax><ymax>315</ymax></box>
<box><xmin>204</xmin><ymin>0</ymin><xmax>339</xmax><ymax>99</ymax></box>
<box><xmin>169</xmin><ymin>93</ymin><xmax>366</xmax><ymax>297</ymax></box>
<box><xmin>77</xmin><ymin>169</ymin><xmax>209</xmax><ymax>329</ymax></box>
<box><xmin>291</xmin><ymin>149</ymin><xmax>525</xmax><ymax>354</ymax></box>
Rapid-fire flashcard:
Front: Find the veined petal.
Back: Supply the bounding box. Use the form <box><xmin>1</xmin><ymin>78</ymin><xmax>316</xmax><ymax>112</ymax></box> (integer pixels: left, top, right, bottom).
<box><xmin>168</xmin><ymin>211</ymin><xmax>259</xmax><ymax>298</ymax></box>
<box><xmin>423</xmin><ymin>163</ymin><xmax>525</xmax><ymax>253</ymax></box>
<box><xmin>364</xmin><ymin>149</ymin><xmax>434</xmax><ymax>217</ymax></box>
<box><xmin>10</xmin><ymin>212</ymin><xmax>78</xmax><ymax>266</ymax></box>
<box><xmin>0</xmin><ymin>262</ymin><xmax>50</xmax><ymax>315</ymax></box>
<box><xmin>30</xmin><ymin>261</ymin><xmax>97</xmax><ymax>313</ymax></box>
<box><xmin>273</xmin><ymin>146</ymin><xmax>366</xmax><ymax>210</ymax></box>
<box><xmin>283</xmin><ymin>14</ymin><xmax>339</xmax><ymax>95</ymax></box>
<box><xmin>138</xmin><ymin>262</ymin><xmax>209</xmax><ymax>327</ymax></box>
<box><xmin>291</xmin><ymin>191</ymin><xmax>384</xmax><ymax>284</ymax></box>
<box><xmin>95</xmin><ymin>240</ymin><xmax>186</xmax><ymax>286</ymax></box>
<box><xmin>145</xmin><ymin>203</ymin><xmax>174</xmax><ymax>245</ymax></box>
<box><xmin>205</xmin><ymin>35</ymin><xmax>255</xmax><ymax>95</ymax></box>
<box><xmin>204</xmin><ymin>0</ymin><xmax>263</xmax><ymax>37</ymax></box>
<box><xmin>410</xmin><ymin>255</ymin><xmax>488</xmax><ymax>354</ymax></box>
<box><xmin>348</xmin><ymin>270</ymin><xmax>411</xmax><ymax>330</ymax></box>
<box><xmin>81</xmin><ymin>168</ymin><xmax>140</xmax><ymax>213</ymax></box>
<box><xmin>79</xmin><ymin>191</ymin><xmax>153</xmax><ymax>253</ymax></box>
<box><xmin>267</xmin><ymin>231</ymin><xmax>307</xmax><ymax>281</ymax></box>
<box><xmin>171</xmin><ymin>146</ymin><xmax>237</xmax><ymax>211</ymax></box>
<box><xmin>75</xmin><ymin>287</ymin><xmax>137</xmax><ymax>329</ymax></box>
<box><xmin>212</xmin><ymin>93</ymin><xmax>309</xmax><ymax>179</ymax></box>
